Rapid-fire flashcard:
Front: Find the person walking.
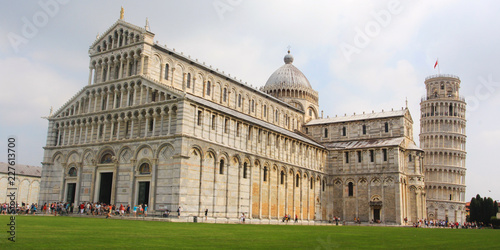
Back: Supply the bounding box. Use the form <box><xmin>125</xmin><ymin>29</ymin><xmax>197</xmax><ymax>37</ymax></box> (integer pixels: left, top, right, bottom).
<box><xmin>177</xmin><ymin>206</ymin><xmax>181</xmax><ymax>218</ymax></box>
<box><xmin>205</xmin><ymin>209</ymin><xmax>208</xmax><ymax>221</ymax></box>
<box><xmin>119</xmin><ymin>204</ymin><xmax>125</xmax><ymax>216</ymax></box>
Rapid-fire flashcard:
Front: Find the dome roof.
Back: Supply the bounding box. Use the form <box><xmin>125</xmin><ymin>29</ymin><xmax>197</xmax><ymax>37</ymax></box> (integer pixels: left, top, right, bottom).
<box><xmin>264</xmin><ymin>51</ymin><xmax>312</xmax><ymax>89</ymax></box>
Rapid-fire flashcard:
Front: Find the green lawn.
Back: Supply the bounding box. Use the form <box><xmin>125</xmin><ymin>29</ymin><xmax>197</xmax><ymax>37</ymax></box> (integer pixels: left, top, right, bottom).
<box><xmin>1</xmin><ymin>216</ymin><xmax>499</xmax><ymax>249</ymax></box>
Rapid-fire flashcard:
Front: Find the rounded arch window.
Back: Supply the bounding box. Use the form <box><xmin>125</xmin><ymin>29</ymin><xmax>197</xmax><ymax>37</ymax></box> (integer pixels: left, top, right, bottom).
<box><xmin>68</xmin><ymin>167</ymin><xmax>77</xmax><ymax>177</ymax></box>
<box><xmin>100</xmin><ymin>152</ymin><xmax>114</xmax><ymax>164</ymax></box>
<box><xmin>139</xmin><ymin>163</ymin><xmax>151</xmax><ymax>175</ymax></box>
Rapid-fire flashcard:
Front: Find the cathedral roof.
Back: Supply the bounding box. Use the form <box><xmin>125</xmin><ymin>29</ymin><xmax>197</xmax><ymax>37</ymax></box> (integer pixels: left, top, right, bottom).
<box><xmin>306</xmin><ymin>109</ymin><xmax>409</xmax><ymax>125</ymax></box>
<box><xmin>0</xmin><ymin>162</ymin><xmax>42</xmax><ymax>177</ymax></box>
<box><xmin>324</xmin><ymin>137</ymin><xmax>422</xmax><ymax>151</ymax></box>
<box><xmin>264</xmin><ymin>51</ymin><xmax>312</xmax><ymax>90</ymax></box>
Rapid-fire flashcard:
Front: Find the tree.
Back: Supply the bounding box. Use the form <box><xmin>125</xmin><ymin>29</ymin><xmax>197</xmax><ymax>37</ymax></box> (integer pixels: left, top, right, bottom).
<box><xmin>468</xmin><ymin>194</ymin><xmax>498</xmax><ymax>224</ymax></box>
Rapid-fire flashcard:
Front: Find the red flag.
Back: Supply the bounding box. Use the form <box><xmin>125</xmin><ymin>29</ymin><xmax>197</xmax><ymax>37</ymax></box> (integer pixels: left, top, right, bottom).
<box><xmin>434</xmin><ymin>59</ymin><xmax>438</xmax><ymax>69</ymax></box>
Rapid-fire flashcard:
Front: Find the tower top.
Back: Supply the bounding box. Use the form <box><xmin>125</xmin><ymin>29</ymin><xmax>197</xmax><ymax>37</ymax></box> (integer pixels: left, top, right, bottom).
<box><xmin>425</xmin><ymin>74</ymin><xmax>460</xmax><ymax>81</ymax></box>
<box><xmin>120</xmin><ymin>6</ymin><xmax>124</xmax><ymax>20</ymax></box>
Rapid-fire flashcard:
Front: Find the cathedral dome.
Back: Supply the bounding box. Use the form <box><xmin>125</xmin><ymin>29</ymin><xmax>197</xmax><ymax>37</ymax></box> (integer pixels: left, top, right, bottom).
<box><xmin>264</xmin><ymin>51</ymin><xmax>312</xmax><ymax>89</ymax></box>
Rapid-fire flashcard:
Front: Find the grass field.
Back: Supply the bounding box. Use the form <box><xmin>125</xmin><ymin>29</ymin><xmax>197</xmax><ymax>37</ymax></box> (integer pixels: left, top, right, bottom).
<box><xmin>1</xmin><ymin>216</ymin><xmax>500</xmax><ymax>249</ymax></box>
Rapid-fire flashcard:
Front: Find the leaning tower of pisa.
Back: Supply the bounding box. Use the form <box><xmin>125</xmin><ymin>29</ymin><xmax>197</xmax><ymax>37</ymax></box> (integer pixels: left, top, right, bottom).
<box><xmin>420</xmin><ymin>74</ymin><xmax>467</xmax><ymax>223</ymax></box>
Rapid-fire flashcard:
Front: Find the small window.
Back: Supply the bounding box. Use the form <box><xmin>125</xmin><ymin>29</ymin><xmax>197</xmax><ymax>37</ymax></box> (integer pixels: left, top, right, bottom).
<box><xmin>384</xmin><ymin>122</ymin><xmax>389</xmax><ymax>133</ymax></box>
<box><xmin>357</xmin><ymin>151</ymin><xmax>362</xmax><ymax>163</ymax></box>
<box><xmin>148</xmin><ymin>118</ymin><xmax>154</xmax><ymax>132</ymax></box>
<box><xmin>243</xmin><ymin>163</ymin><xmax>248</xmax><ymax>179</ymax></box>
<box><xmin>128</xmin><ymin>92</ymin><xmax>134</xmax><ymax>106</ymax></box>
<box><xmin>362</xmin><ymin>125</ymin><xmax>366</xmax><ymax>135</ymax></box>
<box><xmin>280</xmin><ymin>171</ymin><xmax>285</xmax><ymax>184</ymax></box>
<box><xmin>236</xmin><ymin>122</ymin><xmax>240</xmax><ymax>137</ymax></box>
<box><xmin>164</xmin><ymin>64</ymin><xmax>169</xmax><ymax>80</ymax></box>
<box><xmin>263</xmin><ymin>167</ymin><xmax>268</xmax><ymax>182</ymax></box>
<box><xmin>370</xmin><ymin>150</ymin><xmax>374</xmax><ymax>162</ymax></box>
<box><xmin>211</xmin><ymin>115</ymin><xmax>216</xmax><ymax>130</ymax></box>
<box><xmin>383</xmin><ymin>149</ymin><xmax>387</xmax><ymax>161</ymax></box>
<box><xmin>324</xmin><ymin>128</ymin><xmax>328</xmax><ymax>138</ymax></box>
<box><xmin>263</xmin><ymin>105</ymin><xmax>267</xmax><ymax>117</ymax></box>
<box><xmin>449</xmin><ymin>194</ymin><xmax>452</xmax><ymax>200</ymax></box>
<box><xmin>441</xmin><ymin>84</ymin><xmax>444</xmax><ymax>90</ymax></box>
<box><xmin>186</xmin><ymin>73</ymin><xmax>191</xmax><ymax>88</ymax></box>
<box><xmin>223</xmin><ymin>88</ymin><xmax>227</xmax><ymax>102</ymax></box>
<box><xmin>125</xmin><ymin>121</ymin><xmax>130</xmax><ymax>136</ymax></box>
<box><xmin>224</xmin><ymin>119</ymin><xmax>229</xmax><ymax>133</ymax></box>
<box><xmin>296</xmin><ymin>174</ymin><xmax>300</xmax><ymax>187</ymax></box>
<box><xmin>206</xmin><ymin>81</ymin><xmax>211</xmax><ymax>96</ymax></box>
<box><xmin>322</xmin><ymin>180</ymin><xmax>325</xmax><ymax>192</ymax></box>
<box><xmin>197</xmin><ymin>110</ymin><xmax>203</xmax><ymax>126</ymax></box>
<box><xmin>310</xmin><ymin>177</ymin><xmax>313</xmax><ymax>189</ymax></box>
<box><xmin>139</xmin><ymin>163</ymin><xmax>151</xmax><ymax>174</ymax></box>
<box><xmin>248</xmin><ymin>126</ymin><xmax>253</xmax><ymax>140</ymax></box>
<box><xmin>409</xmin><ymin>154</ymin><xmax>412</xmax><ymax>162</ymax></box>
<box><xmin>68</xmin><ymin>167</ymin><xmax>77</xmax><ymax>177</ymax></box>
<box><xmin>345</xmin><ymin>152</ymin><xmax>349</xmax><ymax>163</ymax></box>
<box><xmin>342</xmin><ymin>127</ymin><xmax>346</xmax><ymax>136</ymax></box>
<box><xmin>238</xmin><ymin>94</ymin><xmax>242</xmax><ymax>107</ymax></box>
<box><xmin>251</xmin><ymin>100</ymin><xmax>255</xmax><ymax>113</ymax></box>
<box><xmin>305</xmin><ymin>127</ymin><xmax>309</xmax><ymax>134</ymax></box>
<box><xmin>219</xmin><ymin>159</ymin><xmax>224</xmax><ymax>174</ymax></box>
<box><xmin>348</xmin><ymin>182</ymin><xmax>354</xmax><ymax>197</ymax></box>
<box><xmin>98</xmin><ymin>124</ymin><xmax>103</xmax><ymax>137</ymax></box>
<box><xmin>102</xmin><ymin>95</ymin><xmax>107</xmax><ymax>110</ymax></box>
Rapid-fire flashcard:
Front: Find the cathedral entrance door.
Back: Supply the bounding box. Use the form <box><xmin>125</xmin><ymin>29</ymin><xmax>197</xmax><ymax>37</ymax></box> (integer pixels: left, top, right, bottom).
<box><xmin>373</xmin><ymin>208</ymin><xmax>380</xmax><ymax>222</ymax></box>
<box><xmin>138</xmin><ymin>181</ymin><xmax>150</xmax><ymax>206</ymax></box>
<box><xmin>66</xmin><ymin>183</ymin><xmax>76</xmax><ymax>204</ymax></box>
<box><xmin>98</xmin><ymin>173</ymin><xmax>113</xmax><ymax>204</ymax></box>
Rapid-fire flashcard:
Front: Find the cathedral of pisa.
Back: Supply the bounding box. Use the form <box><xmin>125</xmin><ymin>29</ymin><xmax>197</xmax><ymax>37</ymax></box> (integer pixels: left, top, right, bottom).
<box><xmin>39</xmin><ymin>13</ymin><xmax>466</xmax><ymax>224</ymax></box>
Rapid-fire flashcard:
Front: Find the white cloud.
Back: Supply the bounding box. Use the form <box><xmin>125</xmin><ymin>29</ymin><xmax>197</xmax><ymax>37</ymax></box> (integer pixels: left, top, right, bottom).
<box><xmin>0</xmin><ymin>57</ymin><xmax>81</xmax><ymax>126</ymax></box>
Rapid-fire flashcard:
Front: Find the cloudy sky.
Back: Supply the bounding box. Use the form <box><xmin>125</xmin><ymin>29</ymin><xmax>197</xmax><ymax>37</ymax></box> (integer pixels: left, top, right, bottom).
<box><xmin>1</xmin><ymin>0</ymin><xmax>499</xmax><ymax>201</ymax></box>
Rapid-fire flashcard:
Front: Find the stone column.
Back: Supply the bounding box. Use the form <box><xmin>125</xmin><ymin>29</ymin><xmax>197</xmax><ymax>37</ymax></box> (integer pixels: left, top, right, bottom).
<box><xmin>152</xmin><ymin>114</ymin><xmax>157</xmax><ymax>137</ymax></box>
<box><xmin>110</xmin><ymin>119</ymin><xmax>115</xmax><ymax>141</ymax></box>
<box><xmin>78</xmin><ymin>124</ymin><xmax>83</xmax><ymax>144</ymax></box>
<box><xmin>90</xmin><ymin>121</ymin><xmax>95</xmax><ymax>143</ymax></box>
<box><xmin>159</xmin><ymin>111</ymin><xmax>165</xmax><ymax>136</ymax></box>
<box><xmin>84</xmin><ymin>123</ymin><xmax>89</xmax><ymax>144</ymax></box>
<box><xmin>88</xmin><ymin>94</ymin><xmax>93</xmax><ymax>113</ymax></box>
<box><xmin>124</xmin><ymin>57</ymin><xmax>130</xmax><ymax>77</ymax></box>
<box><xmin>139</xmin><ymin>85</ymin><xmax>144</xmax><ymax>105</ymax></box>
<box><xmin>119</xmin><ymin>58</ymin><xmax>124</xmax><ymax>79</ymax></box>
<box><xmin>99</xmin><ymin>63</ymin><xmax>104</xmax><ymax>83</ymax></box>
<box><xmin>56</xmin><ymin>127</ymin><xmax>61</xmax><ymax>146</ymax></box>
<box><xmin>167</xmin><ymin>112</ymin><xmax>172</xmax><ymax>135</ymax></box>
<box><xmin>130</xmin><ymin>118</ymin><xmax>135</xmax><ymax>138</ymax></box>
<box><xmin>106</xmin><ymin>61</ymin><xmax>111</xmax><ymax>81</ymax></box>
<box><xmin>113</xmin><ymin>90</ymin><xmax>118</xmax><ymax>109</ymax></box>
<box><xmin>106</xmin><ymin>91</ymin><xmax>112</xmax><ymax>110</ymax></box>
<box><xmin>139</xmin><ymin>53</ymin><xmax>145</xmax><ymax>75</ymax></box>
<box><xmin>116</xmin><ymin>118</ymin><xmax>122</xmax><ymax>140</ymax></box>
<box><xmin>93</xmin><ymin>93</ymin><xmax>99</xmax><ymax>112</ymax></box>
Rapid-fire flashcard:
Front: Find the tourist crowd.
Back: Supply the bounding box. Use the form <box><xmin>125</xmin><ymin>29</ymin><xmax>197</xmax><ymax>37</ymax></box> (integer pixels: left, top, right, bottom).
<box><xmin>0</xmin><ymin>202</ymin><xmax>150</xmax><ymax>218</ymax></box>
